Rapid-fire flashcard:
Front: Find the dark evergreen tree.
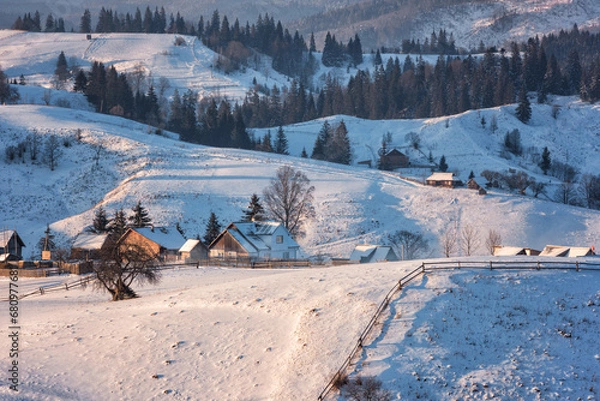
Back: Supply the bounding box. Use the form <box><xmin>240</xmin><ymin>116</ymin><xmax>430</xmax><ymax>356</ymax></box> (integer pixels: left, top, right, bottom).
<box><xmin>540</xmin><ymin>146</ymin><xmax>551</xmax><ymax>175</ymax></box>
<box><xmin>92</xmin><ymin>206</ymin><xmax>110</xmax><ymax>233</ymax></box>
<box><xmin>203</xmin><ymin>212</ymin><xmax>222</xmax><ymax>246</ymax></box>
<box><xmin>109</xmin><ymin>208</ymin><xmax>128</xmax><ymax>238</ymax></box>
<box><xmin>516</xmin><ymin>86</ymin><xmax>532</xmax><ymax>124</ymax></box>
<box><xmin>439</xmin><ymin>155</ymin><xmax>448</xmax><ymax>172</ymax></box>
<box><xmin>80</xmin><ymin>9</ymin><xmax>92</xmax><ymax>33</ymax></box>
<box><xmin>54</xmin><ymin>51</ymin><xmax>69</xmax><ymax>85</ymax></box>
<box><xmin>242</xmin><ymin>193</ymin><xmax>265</xmax><ymax>222</ymax></box>
<box><xmin>45</xmin><ymin>14</ymin><xmax>55</xmax><ymax>32</ymax></box>
<box><xmin>325</xmin><ymin>120</ymin><xmax>352</xmax><ymax>164</ymax></box>
<box><xmin>311</xmin><ymin>120</ymin><xmax>332</xmax><ymax>160</ymax></box>
<box><xmin>274</xmin><ymin>126</ymin><xmax>289</xmax><ymax>155</ymax></box>
<box><xmin>128</xmin><ymin>201</ymin><xmax>152</xmax><ymax>228</ymax></box>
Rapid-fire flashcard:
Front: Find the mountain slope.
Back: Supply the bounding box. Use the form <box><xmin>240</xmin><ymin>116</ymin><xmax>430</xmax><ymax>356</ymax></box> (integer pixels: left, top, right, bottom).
<box><xmin>1</xmin><ymin>102</ymin><xmax>599</xmax><ymax>259</ymax></box>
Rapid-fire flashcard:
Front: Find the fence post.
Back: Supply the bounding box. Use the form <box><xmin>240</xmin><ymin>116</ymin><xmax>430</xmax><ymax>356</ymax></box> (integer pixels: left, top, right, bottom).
<box><xmin>39</xmin><ymin>287</ymin><xmax>44</xmax><ymax>295</ymax></box>
<box><xmin>65</xmin><ymin>283</ymin><xmax>69</xmax><ymax>290</ymax></box>
<box><xmin>537</xmin><ymin>261</ymin><xmax>541</xmax><ymax>271</ymax></box>
<box><xmin>576</xmin><ymin>261</ymin><xmax>579</xmax><ymax>272</ymax></box>
<box><xmin>490</xmin><ymin>261</ymin><xmax>493</xmax><ymax>270</ymax></box>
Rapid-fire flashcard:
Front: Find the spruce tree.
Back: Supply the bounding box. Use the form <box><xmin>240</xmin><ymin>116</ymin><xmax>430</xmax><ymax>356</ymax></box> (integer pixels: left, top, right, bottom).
<box><xmin>92</xmin><ymin>206</ymin><xmax>110</xmax><ymax>233</ymax></box>
<box><xmin>311</xmin><ymin>121</ymin><xmax>331</xmax><ymax>160</ymax></box>
<box><xmin>242</xmin><ymin>194</ymin><xmax>265</xmax><ymax>222</ymax></box>
<box><xmin>129</xmin><ymin>201</ymin><xmax>152</xmax><ymax>228</ymax></box>
<box><xmin>274</xmin><ymin>126</ymin><xmax>289</xmax><ymax>155</ymax></box>
<box><xmin>203</xmin><ymin>212</ymin><xmax>222</xmax><ymax>246</ymax></box>
<box><xmin>80</xmin><ymin>9</ymin><xmax>92</xmax><ymax>33</ymax></box>
<box><xmin>54</xmin><ymin>51</ymin><xmax>69</xmax><ymax>86</ymax></box>
<box><xmin>439</xmin><ymin>155</ymin><xmax>448</xmax><ymax>172</ymax></box>
<box><xmin>110</xmin><ymin>208</ymin><xmax>128</xmax><ymax>238</ymax></box>
<box><xmin>539</xmin><ymin>146</ymin><xmax>551</xmax><ymax>175</ymax></box>
<box><xmin>515</xmin><ymin>86</ymin><xmax>532</xmax><ymax>124</ymax></box>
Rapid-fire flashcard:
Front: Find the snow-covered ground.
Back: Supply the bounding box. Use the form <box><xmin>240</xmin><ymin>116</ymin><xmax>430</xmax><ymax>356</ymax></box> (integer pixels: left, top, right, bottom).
<box><xmin>0</xmin><ymin>260</ymin><xmax>598</xmax><ymax>400</ymax></box>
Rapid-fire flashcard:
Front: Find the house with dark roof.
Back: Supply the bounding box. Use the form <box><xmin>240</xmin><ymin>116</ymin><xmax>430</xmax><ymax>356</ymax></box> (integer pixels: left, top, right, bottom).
<box><xmin>0</xmin><ymin>230</ymin><xmax>25</xmax><ymax>261</ymax></box>
<box><xmin>209</xmin><ymin>221</ymin><xmax>300</xmax><ymax>260</ymax></box>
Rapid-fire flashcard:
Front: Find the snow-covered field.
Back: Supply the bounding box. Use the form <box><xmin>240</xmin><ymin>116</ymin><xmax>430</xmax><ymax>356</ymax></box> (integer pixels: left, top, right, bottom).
<box><xmin>0</xmin><ymin>260</ymin><xmax>599</xmax><ymax>400</ymax></box>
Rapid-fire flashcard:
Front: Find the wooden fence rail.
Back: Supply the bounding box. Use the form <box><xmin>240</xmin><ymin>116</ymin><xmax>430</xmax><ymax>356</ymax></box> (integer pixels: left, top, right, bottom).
<box><xmin>316</xmin><ymin>259</ymin><xmax>600</xmax><ymax>400</ymax></box>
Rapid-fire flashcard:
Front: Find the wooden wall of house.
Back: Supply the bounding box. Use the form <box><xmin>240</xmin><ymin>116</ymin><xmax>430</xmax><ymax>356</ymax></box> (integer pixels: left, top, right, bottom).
<box><xmin>212</xmin><ymin>232</ymin><xmax>249</xmax><ymax>256</ymax></box>
<box><xmin>120</xmin><ymin>230</ymin><xmax>161</xmax><ymax>256</ymax></box>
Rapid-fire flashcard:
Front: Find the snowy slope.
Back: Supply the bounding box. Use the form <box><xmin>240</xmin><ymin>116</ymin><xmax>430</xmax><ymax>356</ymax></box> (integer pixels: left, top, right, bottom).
<box><xmin>1</xmin><ymin>101</ymin><xmax>599</xmax><ymax>260</ymax></box>
<box><xmin>0</xmin><ymin>31</ymin><xmax>288</xmax><ymax>103</ymax></box>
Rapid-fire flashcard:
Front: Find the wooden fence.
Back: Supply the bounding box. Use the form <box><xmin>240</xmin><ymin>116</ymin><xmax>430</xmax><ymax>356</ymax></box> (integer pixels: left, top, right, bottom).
<box><xmin>317</xmin><ymin>258</ymin><xmax>600</xmax><ymax>400</ymax></box>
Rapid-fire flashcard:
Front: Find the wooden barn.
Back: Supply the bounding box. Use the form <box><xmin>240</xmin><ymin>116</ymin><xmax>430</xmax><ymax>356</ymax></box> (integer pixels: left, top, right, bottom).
<box><xmin>209</xmin><ymin>221</ymin><xmax>300</xmax><ymax>260</ymax></box>
<box><xmin>179</xmin><ymin>239</ymin><xmax>208</xmax><ymax>262</ymax></box>
<box><xmin>71</xmin><ymin>233</ymin><xmax>113</xmax><ymax>260</ymax></box>
<box><xmin>119</xmin><ymin>227</ymin><xmax>186</xmax><ymax>263</ymax></box>
<box><xmin>426</xmin><ymin>172</ymin><xmax>463</xmax><ymax>188</ymax></box>
<box><xmin>0</xmin><ymin>230</ymin><xmax>25</xmax><ymax>261</ymax></box>
<box><xmin>380</xmin><ymin>148</ymin><xmax>410</xmax><ymax>169</ymax></box>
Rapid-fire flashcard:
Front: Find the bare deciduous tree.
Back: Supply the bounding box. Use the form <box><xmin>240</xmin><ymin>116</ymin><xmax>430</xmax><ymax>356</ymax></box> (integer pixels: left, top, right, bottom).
<box><xmin>485</xmin><ymin>229</ymin><xmax>502</xmax><ymax>255</ymax></box>
<box><xmin>44</xmin><ymin>134</ymin><xmax>62</xmax><ymax>171</ymax></box>
<box><xmin>94</xmin><ymin>238</ymin><xmax>161</xmax><ymax>301</ymax></box>
<box><xmin>441</xmin><ymin>228</ymin><xmax>457</xmax><ymax>258</ymax></box>
<box><xmin>460</xmin><ymin>224</ymin><xmax>480</xmax><ymax>256</ymax></box>
<box><xmin>262</xmin><ymin>165</ymin><xmax>315</xmax><ymax>238</ymax></box>
<box><xmin>388</xmin><ymin>229</ymin><xmax>429</xmax><ymax>260</ymax></box>
<box><xmin>342</xmin><ymin>376</ymin><xmax>391</xmax><ymax>401</ymax></box>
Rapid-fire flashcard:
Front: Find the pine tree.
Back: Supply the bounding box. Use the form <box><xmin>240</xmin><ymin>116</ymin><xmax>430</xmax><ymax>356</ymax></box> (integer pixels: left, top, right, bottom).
<box><xmin>109</xmin><ymin>208</ymin><xmax>128</xmax><ymax>238</ymax></box>
<box><xmin>311</xmin><ymin>120</ymin><xmax>331</xmax><ymax>160</ymax></box>
<box><xmin>274</xmin><ymin>126</ymin><xmax>289</xmax><ymax>155</ymax></box>
<box><xmin>92</xmin><ymin>206</ymin><xmax>110</xmax><ymax>233</ymax></box>
<box><xmin>439</xmin><ymin>155</ymin><xmax>448</xmax><ymax>172</ymax></box>
<box><xmin>326</xmin><ymin>120</ymin><xmax>352</xmax><ymax>164</ymax></box>
<box><xmin>54</xmin><ymin>51</ymin><xmax>69</xmax><ymax>86</ymax></box>
<box><xmin>242</xmin><ymin>193</ymin><xmax>265</xmax><ymax>222</ymax></box>
<box><xmin>203</xmin><ymin>212</ymin><xmax>222</xmax><ymax>246</ymax></box>
<box><xmin>80</xmin><ymin>9</ymin><xmax>92</xmax><ymax>33</ymax></box>
<box><xmin>516</xmin><ymin>86</ymin><xmax>532</xmax><ymax>124</ymax></box>
<box><xmin>129</xmin><ymin>201</ymin><xmax>152</xmax><ymax>228</ymax></box>
<box><xmin>539</xmin><ymin>146</ymin><xmax>551</xmax><ymax>175</ymax></box>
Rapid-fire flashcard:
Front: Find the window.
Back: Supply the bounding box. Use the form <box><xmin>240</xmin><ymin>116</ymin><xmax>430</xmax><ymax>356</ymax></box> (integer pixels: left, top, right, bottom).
<box><xmin>276</xmin><ymin>235</ymin><xmax>283</xmax><ymax>244</ymax></box>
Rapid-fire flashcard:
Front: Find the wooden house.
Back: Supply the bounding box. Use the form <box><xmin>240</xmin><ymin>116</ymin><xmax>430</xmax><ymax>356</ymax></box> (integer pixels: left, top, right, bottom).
<box><xmin>426</xmin><ymin>172</ymin><xmax>463</xmax><ymax>188</ymax></box>
<box><xmin>492</xmin><ymin>246</ymin><xmax>540</xmax><ymax>257</ymax></box>
<box><xmin>349</xmin><ymin>245</ymin><xmax>398</xmax><ymax>263</ymax></box>
<box><xmin>381</xmin><ymin>148</ymin><xmax>410</xmax><ymax>169</ymax></box>
<box><xmin>209</xmin><ymin>221</ymin><xmax>300</xmax><ymax>260</ymax></box>
<box><xmin>539</xmin><ymin>245</ymin><xmax>596</xmax><ymax>257</ymax></box>
<box><xmin>71</xmin><ymin>232</ymin><xmax>113</xmax><ymax>260</ymax></box>
<box><xmin>0</xmin><ymin>230</ymin><xmax>25</xmax><ymax>261</ymax></box>
<box><xmin>119</xmin><ymin>227</ymin><xmax>186</xmax><ymax>263</ymax></box>
<box><xmin>179</xmin><ymin>239</ymin><xmax>208</xmax><ymax>262</ymax></box>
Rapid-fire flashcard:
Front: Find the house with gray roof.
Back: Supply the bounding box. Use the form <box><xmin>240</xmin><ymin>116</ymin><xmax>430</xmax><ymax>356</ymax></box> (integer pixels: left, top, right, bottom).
<box><xmin>209</xmin><ymin>221</ymin><xmax>300</xmax><ymax>260</ymax></box>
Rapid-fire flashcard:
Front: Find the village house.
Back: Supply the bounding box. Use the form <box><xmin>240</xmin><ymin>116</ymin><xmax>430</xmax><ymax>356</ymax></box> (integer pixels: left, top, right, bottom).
<box><xmin>426</xmin><ymin>172</ymin><xmax>463</xmax><ymax>188</ymax></box>
<box><xmin>539</xmin><ymin>245</ymin><xmax>596</xmax><ymax>257</ymax></box>
<box><xmin>71</xmin><ymin>232</ymin><xmax>113</xmax><ymax>260</ymax></box>
<box><xmin>209</xmin><ymin>221</ymin><xmax>300</xmax><ymax>260</ymax></box>
<box><xmin>179</xmin><ymin>239</ymin><xmax>208</xmax><ymax>263</ymax></box>
<box><xmin>492</xmin><ymin>245</ymin><xmax>540</xmax><ymax>256</ymax></box>
<box><xmin>119</xmin><ymin>226</ymin><xmax>186</xmax><ymax>263</ymax></box>
<box><xmin>0</xmin><ymin>230</ymin><xmax>25</xmax><ymax>261</ymax></box>
<box><xmin>349</xmin><ymin>244</ymin><xmax>398</xmax><ymax>263</ymax></box>
<box><xmin>381</xmin><ymin>148</ymin><xmax>410</xmax><ymax>169</ymax></box>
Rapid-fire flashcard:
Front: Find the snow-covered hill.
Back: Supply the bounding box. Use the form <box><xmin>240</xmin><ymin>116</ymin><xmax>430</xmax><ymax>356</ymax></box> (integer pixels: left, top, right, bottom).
<box><xmin>1</xmin><ymin>101</ymin><xmax>599</xmax><ymax>260</ymax></box>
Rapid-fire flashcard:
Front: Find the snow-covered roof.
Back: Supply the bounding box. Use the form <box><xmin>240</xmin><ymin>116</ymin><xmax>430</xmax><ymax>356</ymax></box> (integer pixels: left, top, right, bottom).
<box><xmin>567</xmin><ymin>247</ymin><xmax>595</xmax><ymax>257</ymax></box>
<box><xmin>493</xmin><ymin>246</ymin><xmax>527</xmax><ymax>256</ymax></box>
<box><xmin>72</xmin><ymin>233</ymin><xmax>110</xmax><ymax>250</ymax></box>
<box><xmin>132</xmin><ymin>227</ymin><xmax>186</xmax><ymax>250</ymax></box>
<box><xmin>217</xmin><ymin>221</ymin><xmax>294</xmax><ymax>254</ymax></box>
<box><xmin>0</xmin><ymin>230</ymin><xmax>21</xmax><ymax>248</ymax></box>
<box><xmin>350</xmin><ymin>245</ymin><xmax>396</xmax><ymax>263</ymax></box>
<box><xmin>234</xmin><ymin>221</ymin><xmax>281</xmax><ymax>236</ymax></box>
<box><xmin>539</xmin><ymin>245</ymin><xmax>571</xmax><ymax>257</ymax></box>
<box><xmin>179</xmin><ymin>239</ymin><xmax>201</xmax><ymax>253</ymax></box>
<box><xmin>427</xmin><ymin>172</ymin><xmax>459</xmax><ymax>181</ymax></box>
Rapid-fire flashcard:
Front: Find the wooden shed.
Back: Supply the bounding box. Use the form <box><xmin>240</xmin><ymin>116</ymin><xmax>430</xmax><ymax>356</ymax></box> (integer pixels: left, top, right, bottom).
<box><xmin>381</xmin><ymin>148</ymin><xmax>410</xmax><ymax>169</ymax></box>
<box><xmin>179</xmin><ymin>239</ymin><xmax>208</xmax><ymax>262</ymax></box>
<box><xmin>426</xmin><ymin>172</ymin><xmax>463</xmax><ymax>188</ymax></box>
